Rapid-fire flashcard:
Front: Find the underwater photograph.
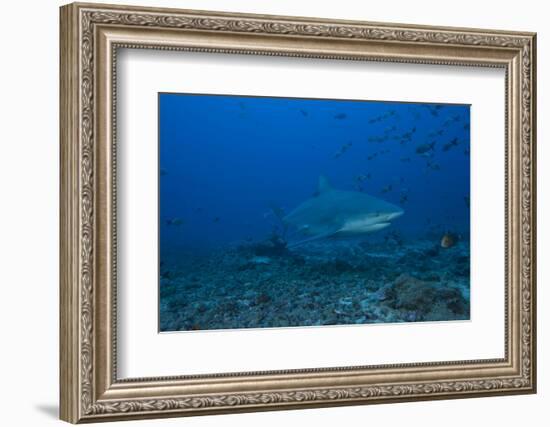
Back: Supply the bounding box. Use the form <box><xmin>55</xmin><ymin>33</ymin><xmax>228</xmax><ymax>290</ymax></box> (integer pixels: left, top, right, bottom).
<box><xmin>158</xmin><ymin>93</ymin><xmax>471</xmax><ymax>332</ymax></box>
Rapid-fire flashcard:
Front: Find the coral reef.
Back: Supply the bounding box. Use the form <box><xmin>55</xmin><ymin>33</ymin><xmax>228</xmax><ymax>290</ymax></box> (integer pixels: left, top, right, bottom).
<box><xmin>159</xmin><ymin>239</ymin><xmax>470</xmax><ymax>331</ymax></box>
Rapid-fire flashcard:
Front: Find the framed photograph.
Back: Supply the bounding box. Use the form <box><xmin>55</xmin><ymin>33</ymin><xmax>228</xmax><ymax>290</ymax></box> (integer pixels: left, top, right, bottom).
<box><xmin>60</xmin><ymin>2</ymin><xmax>537</xmax><ymax>423</ymax></box>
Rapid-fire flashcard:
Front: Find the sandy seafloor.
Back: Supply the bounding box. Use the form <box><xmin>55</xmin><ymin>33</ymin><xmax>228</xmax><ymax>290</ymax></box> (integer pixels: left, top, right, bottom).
<box><xmin>159</xmin><ymin>237</ymin><xmax>470</xmax><ymax>332</ymax></box>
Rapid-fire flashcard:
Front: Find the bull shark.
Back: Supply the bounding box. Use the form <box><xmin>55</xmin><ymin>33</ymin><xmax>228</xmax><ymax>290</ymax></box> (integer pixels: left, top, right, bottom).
<box><xmin>283</xmin><ymin>176</ymin><xmax>404</xmax><ymax>247</ymax></box>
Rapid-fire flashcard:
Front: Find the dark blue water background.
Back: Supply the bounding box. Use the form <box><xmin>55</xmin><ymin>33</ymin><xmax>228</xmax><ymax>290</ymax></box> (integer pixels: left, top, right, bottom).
<box><xmin>159</xmin><ymin>93</ymin><xmax>470</xmax><ymax>254</ymax></box>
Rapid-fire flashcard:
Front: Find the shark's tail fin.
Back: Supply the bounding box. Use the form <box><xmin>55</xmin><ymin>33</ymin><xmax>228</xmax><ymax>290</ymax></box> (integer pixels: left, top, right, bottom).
<box><xmin>268</xmin><ymin>203</ymin><xmax>285</xmax><ymax>222</ymax></box>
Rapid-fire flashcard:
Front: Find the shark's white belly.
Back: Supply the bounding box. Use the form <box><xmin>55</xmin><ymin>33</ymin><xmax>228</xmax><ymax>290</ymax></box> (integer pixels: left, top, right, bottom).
<box><xmin>335</xmin><ymin>218</ymin><xmax>391</xmax><ymax>237</ymax></box>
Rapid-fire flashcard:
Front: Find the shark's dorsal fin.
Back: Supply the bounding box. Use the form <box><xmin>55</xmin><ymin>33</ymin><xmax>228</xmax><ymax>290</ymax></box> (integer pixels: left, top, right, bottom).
<box><xmin>317</xmin><ymin>175</ymin><xmax>333</xmax><ymax>195</ymax></box>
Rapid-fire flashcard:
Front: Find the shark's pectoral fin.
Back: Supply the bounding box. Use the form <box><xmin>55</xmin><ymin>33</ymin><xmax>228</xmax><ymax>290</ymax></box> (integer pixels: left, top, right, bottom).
<box><xmin>287</xmin><ymin>228</ymin><xmax>341</xmax><ymax>248</ymax></box>
<box><xmin>362</xmin><ymin>222</ymin><xmax>391</xmax><ymax>233</ymax></box>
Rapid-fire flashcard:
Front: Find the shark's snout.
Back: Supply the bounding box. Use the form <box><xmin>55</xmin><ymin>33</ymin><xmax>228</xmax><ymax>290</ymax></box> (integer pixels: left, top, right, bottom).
<box><xmin>388</xmin><ymin>210</ymin><xmax>404</xmax><ymax>221</ymax></box>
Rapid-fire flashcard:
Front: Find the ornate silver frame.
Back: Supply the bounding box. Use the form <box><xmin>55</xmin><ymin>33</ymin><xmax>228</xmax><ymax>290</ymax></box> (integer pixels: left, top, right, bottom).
<box><xmin>60</xmin><ymin>2</ymin><xmax>537</xmax><ymax>423</ymax></box>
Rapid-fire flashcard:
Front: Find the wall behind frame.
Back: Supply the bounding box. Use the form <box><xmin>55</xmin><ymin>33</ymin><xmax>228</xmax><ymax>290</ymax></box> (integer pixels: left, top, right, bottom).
<box><xmin>0</xmin><ymin>0</ymin><xmax>545</xmax><ymax>426</ymax></box>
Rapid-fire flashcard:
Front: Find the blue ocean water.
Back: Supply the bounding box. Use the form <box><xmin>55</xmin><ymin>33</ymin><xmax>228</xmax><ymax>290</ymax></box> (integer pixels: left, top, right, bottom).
<box><xmin>158</xmin><ymin>93</ymin><xmax>470</xmax><ymax>332</ymax></box>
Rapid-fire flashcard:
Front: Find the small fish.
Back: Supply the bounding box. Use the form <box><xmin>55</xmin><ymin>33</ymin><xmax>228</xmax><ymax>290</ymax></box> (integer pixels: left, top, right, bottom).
<box><xmin>464</xmin><ymin>148</ymin><xmax>470</xmax><ymax>156</ymax></box>
<box><xmin>444</xmin><ymin>115</ymin><xmax>461</xmax><ymax>127</ymax></box>
<box><xmin>367</xmin><ymin>153</ymin><xmax>378</xmax><ymax>161</ymax></box>
<box><xmin>426</xmin><ymin>160</ymin><xmax>440</xmax><ymax>171</ymax></box>
<box><xmin>213</xmin><ymin>217</ymin><xmax>221</xmax><ymax>223</ymax></box>
<box><xmin>299</xmin><ymin>109</ymin><xmax>308</xmax><ymax>117</ymax></box>
<box><xmin>399</xmin><ymin>193</ymin><xmax>408</xmax><ymax>205</ymax></box>
<box><xmin>443</xmin><ymin>137</ymin><xmax>460</xmax><ymax>152</ymax></box>
<box><xmin>268</xmin><ymin>203</ymin><xmax>286</xmax><ymax>222</ymax></box>
<box><xmin>380</xmin><ymin>184</ymin><xmax>392</xmax><ymax>194</ymax></box>
<box><xmin>464</xmin><ymin>196</ymin><xmax>470</xmax><ymax>208</ymax></box>
<box><xmin>334</xmin><ymin>113</ymin><xmax>347</xmax><ymax>120</ymax></box>
<box><xmin>333</xmin><ymin>142</ymin><xmax>353</xmax><ymax>159</ymax></box>
<box><xmin>440</xmin><ymin>232</ymin><xmax>458</xmax><ymax>249</ymax></box>
<box><xmin>428</xmin><ymin>129</ymin><xmax>444</xmax><ymax>138</ymax></box>
<box><xmin>425</xmin><ymin>105</ymin><xmax>443</xmax><ymax>116</ymax></box>
<box><xmin>160</xmin><ymin>168</ymin><xmax>168</xmax><ymax>176</ymax></box>
<box><xmin>416</xmin><ymin>142</ymin><xmax>436</xmax><ymax>155</ymax></box>
<box><xmin>400</xmin><ymin>156</ymin><xmax>411</xmax><ymax>162</ymax></box>
<box><xmin>165</xmin><ymin>218</ymin><xmax>184</xmax><ymax>226</ymax></box>
<box><xmin>400</xmin><ymin>127</ymin><xmax>416</xmax><ymax>141</ymax></box>
<box><xmin>368</xmin><ymin>135</ymin><xmax>388</xmax><ymax>143</ymax></box>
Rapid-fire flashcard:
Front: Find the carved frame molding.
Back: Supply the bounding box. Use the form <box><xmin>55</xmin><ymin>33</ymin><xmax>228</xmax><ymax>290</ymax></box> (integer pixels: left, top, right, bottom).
<box><xmin>60</xmin><ymin>2</ymin><xmax>536</xmax><ymax>423</ymax></box>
